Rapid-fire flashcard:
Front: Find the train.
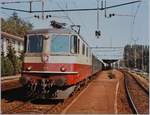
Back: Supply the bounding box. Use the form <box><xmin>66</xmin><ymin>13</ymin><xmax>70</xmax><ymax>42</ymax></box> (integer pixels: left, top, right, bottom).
<box><xmin>20</xmin><ymin>22</ymin><xmax>103</xmax><ymax>99</ymax></box>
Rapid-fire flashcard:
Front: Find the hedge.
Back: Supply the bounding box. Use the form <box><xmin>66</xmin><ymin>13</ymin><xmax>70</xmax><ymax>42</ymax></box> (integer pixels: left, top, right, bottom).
<box><xmin>1</xmin><ymin>56</ymin><xmax>22</xmax><ymax>77</ymax></box>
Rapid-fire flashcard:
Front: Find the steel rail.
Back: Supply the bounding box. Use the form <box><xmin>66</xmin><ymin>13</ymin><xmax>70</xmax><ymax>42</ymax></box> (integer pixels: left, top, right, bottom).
<box><xmin>126</xmin><ymin>72</ymin><xmax>149</xmax><ymax>95</ymax></box>
<box><xmin>124</xmin><ymin>73</ymin><xmax>139</xmax><ymax>114</ymax></box>
<box><xmin>3</xmin><ymin>92</ymin><xmax>38</xmax><ymax>114</ymax></box>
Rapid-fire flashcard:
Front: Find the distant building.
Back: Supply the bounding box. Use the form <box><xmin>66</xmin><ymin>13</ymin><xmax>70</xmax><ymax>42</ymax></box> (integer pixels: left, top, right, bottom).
<box><xmin>1</xmin><ymin>32</ymin><xmax>24</xmax><ymax>57</ymax></box>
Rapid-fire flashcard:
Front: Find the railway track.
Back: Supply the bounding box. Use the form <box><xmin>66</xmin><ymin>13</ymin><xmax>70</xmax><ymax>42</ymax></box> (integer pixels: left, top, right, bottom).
<box><xmin>2</xmin><ymin>72</ymin><xmax>99</xmax><ymax>114</ymax></box>
<box><xmin>122</xmin><ymin>70</ymin><xmax>149</xmax><ymax>114</ymax></box>
<box><xmin>2</xmin><ymin>88</ymin><xmax>65</xmax><ymax>114</ymax></box>
<box><xmin>2</xmin><ymin>91</ymin><xmax>38</xmax><ymax>114</ymax></box>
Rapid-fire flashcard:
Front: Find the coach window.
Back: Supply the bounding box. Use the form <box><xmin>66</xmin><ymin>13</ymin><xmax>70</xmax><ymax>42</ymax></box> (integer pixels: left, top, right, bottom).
<box><xmin>71</xmin><ymin>35</ymin><xmax>78</xmax><ymax>54</ymax></box>
<box><xmin>82</xmin><ymin>43</ymin><xmax>85</xmax><ymax>55</ymax></box>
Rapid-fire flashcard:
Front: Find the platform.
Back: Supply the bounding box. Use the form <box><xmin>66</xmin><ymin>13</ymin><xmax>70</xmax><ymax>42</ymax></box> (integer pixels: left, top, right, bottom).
<box><xmin>62</xmin><ymin>70</ymin><xmax>123</xmax><ymax>114</ymax></box>
<box><xmin>1</xmin><ymin>75</ymin><xmax>21</xmax><ymax>92</ymax></box>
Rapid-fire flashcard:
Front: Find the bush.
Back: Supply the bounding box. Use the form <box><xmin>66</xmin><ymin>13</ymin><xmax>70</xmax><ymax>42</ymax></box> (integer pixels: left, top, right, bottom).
<box><xmin>1</xmin><ymin>56</ymin><xmax>23</xmax><ymax>76</ymax></box>
<box><xmin>1</xmin><ymin>56</ymin><xmax>14</xmax><ymax>76</ymax></box>
<box><xmin>16</xmin><ymin>58</ymin><xmax>22</xmax><ymax>73</ymax></box>
<box><xmin>1</xmin><ymin>44</ymin><xmax>23</xmax><ymax>76</ymax></box>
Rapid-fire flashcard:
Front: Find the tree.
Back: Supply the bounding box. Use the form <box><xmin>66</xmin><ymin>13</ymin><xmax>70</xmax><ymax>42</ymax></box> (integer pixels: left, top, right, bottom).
<box><xmin>124</xmin><ymin>44</ymin><xmax>149</xmax><ymax>73</ymax></box>
<box><xmin>1</xmin><ymin>12</ymin><xmax>33</xmax><ymax>37</ymax></box>
<box><xmin>6</xmin><ymin>43</ymin><xmax>17</xmax><ymax>74</ymax></box>
<box><xmin>1</xmin><ymin>12</ymin><xmax>33</xmax><ymax>76</ymax></box>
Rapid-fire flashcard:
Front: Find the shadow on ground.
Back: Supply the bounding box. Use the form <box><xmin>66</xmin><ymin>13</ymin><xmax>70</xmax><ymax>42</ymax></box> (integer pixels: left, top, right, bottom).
<box><xmin>1</xmin><ymin>87</ymin><xmax>63</xmax><ymax>105</ymax></box>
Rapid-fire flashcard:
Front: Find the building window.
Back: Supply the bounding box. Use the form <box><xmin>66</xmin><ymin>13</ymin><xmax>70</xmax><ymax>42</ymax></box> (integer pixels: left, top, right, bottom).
<box><xmin>6</xmin><ymin>39</ymin><xmax>10</xmax><ymax>47</ymax></box>
<box><xmin>12</xmin><ymin>40</ymin><xmax>15</xmax><ymax>48</ymax></box>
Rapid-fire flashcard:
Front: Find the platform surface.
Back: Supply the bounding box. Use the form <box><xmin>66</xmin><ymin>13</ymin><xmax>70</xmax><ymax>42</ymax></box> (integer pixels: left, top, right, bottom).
<box><xmin>62</xmin><ymin>70</ymin><xmax>122</xmax><ymax>114</ymax></box>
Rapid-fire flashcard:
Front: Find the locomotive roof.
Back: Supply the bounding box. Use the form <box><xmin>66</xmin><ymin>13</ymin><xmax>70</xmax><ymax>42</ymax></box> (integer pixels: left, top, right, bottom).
<box><xmin>27</xmin><ymin>28</ymin><xmax>76</xmax><ymax>35</ymax></box>
<box><xmin>28</xmin><ymin>28</ymin><xmax>89</xmax><ymax>47</ymax></box>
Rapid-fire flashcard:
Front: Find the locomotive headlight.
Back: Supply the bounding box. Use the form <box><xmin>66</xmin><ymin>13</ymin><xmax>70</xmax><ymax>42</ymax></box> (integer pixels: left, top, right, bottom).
<box><xmin>27</xmin><ymin>66</ymin><xmax>32</xmax><ymax>71</ymax></box>
<box><xmin>60</xmin><ymin>66</ymin><xmax>66</xmax><ymax>72</ymax></box>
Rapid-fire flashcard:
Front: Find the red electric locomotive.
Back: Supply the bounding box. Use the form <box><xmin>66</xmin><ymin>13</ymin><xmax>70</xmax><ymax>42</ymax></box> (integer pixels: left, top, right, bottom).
<box><xmin>21</xmin><ymin>22</ymin><xmax>101</xmax><ymax>99</ymax></box>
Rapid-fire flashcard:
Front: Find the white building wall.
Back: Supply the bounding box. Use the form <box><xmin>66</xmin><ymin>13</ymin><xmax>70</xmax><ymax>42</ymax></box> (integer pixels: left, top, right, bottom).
<box><xmin>3</xmin><ymin>38</ymin><xmax>7</xmax><ymax>56</ymax></box>
<box><xmin>20</xmin><ymin>42</ymin><xmax>23</xmax><ymax>51</ymax></box>
<box><xmin>15</xmin><ymin>41</ymin><xmax>18</xmax><ymax>52</ymax></box>
<box><xmin>1</xmin><ymin>33</ymin><xmax>24</xmax><ymax>57</ymax></box>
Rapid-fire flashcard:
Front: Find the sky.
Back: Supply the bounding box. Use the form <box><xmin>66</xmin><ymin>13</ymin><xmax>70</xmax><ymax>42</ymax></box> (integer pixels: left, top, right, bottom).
<box><xmin>1</xmin><ymin>0</ymin><xmax>149</xmax><ymax>59</ymax></box>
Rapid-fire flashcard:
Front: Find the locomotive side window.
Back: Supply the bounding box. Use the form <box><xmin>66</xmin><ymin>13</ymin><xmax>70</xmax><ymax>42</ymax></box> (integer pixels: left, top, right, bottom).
<box><xmin>86</xmin><ymin>47</ymin><xmax>88</xmax><ymax>57</ymax></box>
<box><xmin>27</xmin><ymin>35</ymin><xmax>43</xmax><ymax>53</ymax></box>
<box><xmin>51</xmin><ymin>35</ymin><xmax>70</xmax><ymax>53</ymax></box>
<box><xmin>71</xmin><ymin>35</ymin><xmax>78</xmax><ymax>54</ymax></box>
<box><xmin>24</xmin><ymin>36</ymin><xmax>27</xmax><ymax>52</ymax></box>
<box><xmin>82</xmin><ymin>43</ymin><xmax>85</xmax><ymax>55</ymax></box>
<box><xmin>89</xmin><ymin>49</ymin><xmax>91</xmax><ymax>57</ymax></box>
<box><xmin>77</xmin><ymin>39</ymin><xmax>80</xmax><ymax>54</ymax></box>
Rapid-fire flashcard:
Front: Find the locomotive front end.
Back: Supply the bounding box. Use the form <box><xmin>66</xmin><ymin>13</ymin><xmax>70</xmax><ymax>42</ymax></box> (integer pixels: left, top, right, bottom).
<box><xmin>21</xmin><ymin>29</ymin><xmax>80</xmax><ymax>99</ymax></box>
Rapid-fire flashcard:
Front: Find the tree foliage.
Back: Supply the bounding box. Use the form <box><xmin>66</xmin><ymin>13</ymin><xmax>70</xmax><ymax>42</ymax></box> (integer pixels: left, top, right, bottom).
<box><xmin>1</xmin><ymin>56</ymin><xmax>14</xmax><ymax>76</ymax></box>
<box><xmin>1</xmin><ymin>12</ymin><xmax>32</xmax><ymax>76</ymax></box>
<box><xmin>1</xmin><ymin>12</ymin><xmax>33</xmax><ymax>37</ymax></box>
<box><xmin>1</xmin><ymin>44</ymin><xmax>23</xmax><ymax>76</ymax></box>
<box><xmin>7</xmin><ymin>44</ymin><xmax>17</xmax><ymax>74</ymax></box>
<box><xmin>124</xmin><ymin>44</ymin><xmax>149</xmax><ymax>72</ymax></box>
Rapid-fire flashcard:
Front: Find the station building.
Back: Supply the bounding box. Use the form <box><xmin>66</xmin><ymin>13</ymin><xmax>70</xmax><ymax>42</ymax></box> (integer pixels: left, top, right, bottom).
<box><xmin>1</xmin><ymin>32</ymin><xmax>24</xmax><ymax>57</ymax></box>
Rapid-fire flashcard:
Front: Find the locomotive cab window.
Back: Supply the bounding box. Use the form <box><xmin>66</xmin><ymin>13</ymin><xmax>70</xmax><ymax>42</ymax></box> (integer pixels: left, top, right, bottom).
<box><xmin>51</xmin><ymin>35</ymin><xmax>70</xmax><ymax>53</ymax></box>
<box><xmin>27</xmin><ymin>35</ymin><xmax>43</xmax><ymax>53</ymax></box>
<box><xmin>71</xmin><ymin>35</ymin><xmax>78</xmax><ymax>54</ymax></box>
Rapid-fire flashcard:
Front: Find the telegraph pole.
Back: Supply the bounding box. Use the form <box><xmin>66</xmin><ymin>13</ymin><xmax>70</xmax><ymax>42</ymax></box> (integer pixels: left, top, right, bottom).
<box><xmin>95</xmin><ymin>0</ymin><xmax>101</xmax><ymax>38</ymax></box>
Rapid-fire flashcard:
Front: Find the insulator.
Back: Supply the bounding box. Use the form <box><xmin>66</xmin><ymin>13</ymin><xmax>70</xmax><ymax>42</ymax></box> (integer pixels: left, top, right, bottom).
<box><xmin>95</xmin><ymin>30</ymin><xmax>101</xmax><ymax>38</ymax></box>
<box><xmin>112</xmin><ymin>13</ymin><xmax>115</xmax><ymax>16</ymax></box>
<box><xmin>109</xmin><ymin>14</ymin><xmax>112</xmax><ymax>17</ymax></box>
<box><xmin>34</xmin><ymin>15</ymin><xmax>37</xmax><ymax>17</ymax></box>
